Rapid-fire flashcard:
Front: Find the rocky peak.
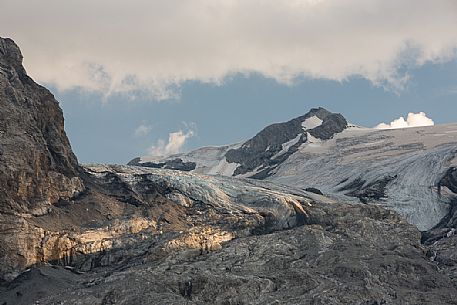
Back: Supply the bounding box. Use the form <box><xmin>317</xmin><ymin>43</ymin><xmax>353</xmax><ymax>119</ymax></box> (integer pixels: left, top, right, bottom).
<box><xmin>0</xmin><ymin>37</ymin><xmax>84</xmax><ymax>215</ymax></box>
<box><xmin>299</xmin><ymin>106</ymin><xmax>332</xmax><ymax>120</ymax></box>
<box><xmin>225</xmin><ymin>107</ymin><xmax>347</xmax><ymax>178</ymax></box>
<box><xmin>0</xmin><ymin>38</ymin><xmax>26</xmax><ymax>76</ymax></box>
<box><xmin>298</xmin><ymin>107</ymin><xmax>348</xmax><ymax>140</ymax></box>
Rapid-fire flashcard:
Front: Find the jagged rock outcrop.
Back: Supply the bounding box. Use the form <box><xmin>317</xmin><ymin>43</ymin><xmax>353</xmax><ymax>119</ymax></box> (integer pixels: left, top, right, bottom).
<box><xmin>225</xmin><ymin>107</ymin><xmax>347</xmax><ymax>178</ymax></box>
<box><xmin>128</xmin><ymin>157</ymin><xmax>197</xmax><ymax>171</ymax></box>
<box><xmin>0</xmin><ymin>38</ymin><xmax>84</xmax><ymax>214</ymax></box>
<box><xmin>337</xmin><ymin>175</ymin><xmax>398</xmax><ymax>204</ymax></box>
<box><xmin>0</xmin><ymin>37</ymin><xmax>84</xmax><ymax>280</ymax></box>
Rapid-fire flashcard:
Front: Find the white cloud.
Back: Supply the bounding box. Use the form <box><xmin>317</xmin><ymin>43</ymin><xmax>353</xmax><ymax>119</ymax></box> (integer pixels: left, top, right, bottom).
<box><xmin>1</xmin><ymin>0</ymin><xmax>457</xmax><ymax>99</ymax></box>
<box><xmin>134</xmin><ymin>123</ymin><xmax>152</xmax><ymax>137</ymax></box>
<box><xmin>375</xmin><ymin>112</ymin><xmax>434</xmax><ymax>129</ymax></box>
<box><xmin>148</xmin><ymin>128</ymin><xmax>195</xmax><ymax>157</ymax></box>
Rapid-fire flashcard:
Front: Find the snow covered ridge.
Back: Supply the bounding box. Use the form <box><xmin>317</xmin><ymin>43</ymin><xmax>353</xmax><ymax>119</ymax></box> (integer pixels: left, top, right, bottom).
<box><xmin>129</xmin><ymin>107</ymin><xmax>457</xmax><ymax>232</ymax></box>
<box><xmin>301</xmin><ymin>115</ymin><xmax>323</xmax><ymax>130</ymax></box>
<box><xmin>129</xmin><ymin>107</ymin><xmax>348</xmax><ymax>178</ymax></box>
<box><xmin>129</xmin><ymin>143</ymin><xmax>244</xmax><ymax>176</ymax></box>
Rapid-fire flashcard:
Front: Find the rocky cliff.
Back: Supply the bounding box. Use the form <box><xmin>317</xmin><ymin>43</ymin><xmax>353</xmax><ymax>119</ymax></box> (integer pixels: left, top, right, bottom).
<box><xmin>0</xmin><ymin>38</ymin><xmax>84</xmax><ymax>215</ymax></box>
<box><xmin>2</xmin><ymin>37</ymin><xmax>457</xmax><ymax>304</ymax></box>
<box><xmin>0</xmin><ymin>37</ymin><xmax>84</xmax><ymax>280</ymax></box>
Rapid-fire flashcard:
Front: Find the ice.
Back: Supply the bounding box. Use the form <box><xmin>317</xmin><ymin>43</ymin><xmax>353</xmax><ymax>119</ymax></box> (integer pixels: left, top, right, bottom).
<box><xmin>270</xmin><ymin>124</ymin><xmax>457</xmax><ymax>230</ymax></box>
<box><xmin>207</xmin><ymin>158</ymin><xmax>239</xmax><ymax>176</ymax></box>
<box><xmin>134</xmin><ymin>123</ymin><xmax>457</xmax><ymax>231</ymax></box>
<box><xmin>302</xmin><ymin>115</ymin><xmax>323</xmax><ymax>130</ymax></box>
<box><xmin>272</xmin><ymin>134</ymin><xmax>302</xmax><ymax>159</ymax></box>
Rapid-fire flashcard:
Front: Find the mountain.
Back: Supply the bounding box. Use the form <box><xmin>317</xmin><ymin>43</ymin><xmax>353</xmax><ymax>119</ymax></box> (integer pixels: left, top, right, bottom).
<box><xmin>129</xmin><ymin>107</ymin><xmax>348</xmax><ymax>179</ymax></box>
<box><xmin>2</xmin><ymin>37</ymin><xmax>457</xmax><ymax>304</ymax></box>
<box><xmin>130</xmin><ymin>108</ymin><xmax>457</xmax><ymax>232</ymax></box>
<box><xmin>0</xmin><ymin>38</ymin><xmax>84</xmax><ymax>215</ymax></box>
<box><xmin>0</xmin><ymin>37</ymin><xmax>85</xmax><ymax>280</ymax></box>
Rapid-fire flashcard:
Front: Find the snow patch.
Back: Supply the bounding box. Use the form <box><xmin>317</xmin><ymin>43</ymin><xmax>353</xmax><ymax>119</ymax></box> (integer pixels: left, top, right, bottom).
<box><xmin>306</xmin><ymin>132</ymin><xmax>321</xmax><ymax>144</ymax></box>
<box><xmin>207</xmin><ymin>158</ymin><xmax>239</xmax><ymax>176</ymax></box>
<box><xmin>302</xmin><ymin>116</ymin><xmax>323</xmax><ymax>130</ymax></box>
<box><xmin>272</xmin><ymin>134</ymin><xmax>302</xmax><ymax>159</ymax></box>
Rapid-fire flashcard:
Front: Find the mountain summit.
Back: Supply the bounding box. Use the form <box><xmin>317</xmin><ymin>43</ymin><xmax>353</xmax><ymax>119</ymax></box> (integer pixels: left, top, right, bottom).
<box><xmin>129</xmin><ymin>107</ymin><xmax>348</xmax><ymax>178</ymax></box>
<box><xmin>224</xmin><ymin>107</ymin><xmax>347</xmax><ymax>178</ymax></box>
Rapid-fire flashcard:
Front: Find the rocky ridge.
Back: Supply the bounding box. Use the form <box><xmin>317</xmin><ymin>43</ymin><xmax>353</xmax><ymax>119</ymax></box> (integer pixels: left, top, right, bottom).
<box><xmin>0</xmin><ymin>37</ymin><xmax>84</xmax><ymax>281</ymax></box>
<box><xmin>128</xmin><ymin>107</ymin><xmax>348</xmax><ymax>179</ymax></box>
<box><xmin>0</xmin><ymin>38</ymin><xmax>83</xmax><ymax>215</ymax></box>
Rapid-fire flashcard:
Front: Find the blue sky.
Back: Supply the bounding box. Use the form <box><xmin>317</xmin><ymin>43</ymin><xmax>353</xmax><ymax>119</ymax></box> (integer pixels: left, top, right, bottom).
<box><xmin>54</xmin><ymin>58</ymin><xmax>457</xmax><ymax>164</ymax></box>
<box><xmin>2</xmin><ymin>0</ymin><xmax>457</xmax><ymax>164</ymax></box>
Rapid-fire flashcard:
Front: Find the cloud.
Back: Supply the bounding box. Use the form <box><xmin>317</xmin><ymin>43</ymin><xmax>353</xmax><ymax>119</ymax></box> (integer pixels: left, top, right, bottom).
<box><xmin>134</xmin><ymin>123</ymin><xmax>152</xmax><ymax>138</ymax></box>
<box><xmin>375</xmin><ymin>112</ymin><xmax>434</xmax><ymax>129</ymax></box>
<box><xmin>148</xmin><ymin>128</ymin><xmax>195</xmax><ymax>157</ymax></box>
<box><xmin>1</xmin><ymin>0</ymin><xmax>457</xmax><ymax>99</ymax></box>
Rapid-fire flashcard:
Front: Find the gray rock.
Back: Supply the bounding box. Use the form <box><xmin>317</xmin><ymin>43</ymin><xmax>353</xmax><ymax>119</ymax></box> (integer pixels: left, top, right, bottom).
<box><xmin>0</xmin><ymin>37</ymin><xmax>84</xmax><ymax>280</ymax></box>
<box><xmin>225</xmin><ymin>107</ymin><xmax>347</xmax><ymax>177</ymax></box>
<box><xmin>128</xmin><ymin>157</ymin><xmax>197</xmax><ymax>171</ymax></box>
<box><xmin>337</xmin><ymin>175</ymin><xmax>397</xmax><ymax>203</ymax></box>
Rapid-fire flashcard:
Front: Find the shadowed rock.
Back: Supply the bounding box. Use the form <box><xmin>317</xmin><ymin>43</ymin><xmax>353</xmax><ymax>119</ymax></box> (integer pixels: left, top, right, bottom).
<box><xmin>225</xmin><ymin>107</ymin><xmax>347</xmax><ymax>177</ymax></box>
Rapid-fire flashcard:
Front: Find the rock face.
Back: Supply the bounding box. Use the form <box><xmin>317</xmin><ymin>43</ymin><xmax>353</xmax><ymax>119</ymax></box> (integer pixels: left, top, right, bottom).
<box><xmin>128</xmin><ymin>157</ymin><xmax>196</xmax><ymax>171</ymax></box>
<box><xmin>0</xmin><ymin>38</ymin><xmax>83</xmax><ymax>214</ymax></box>
<box><xmin>0</xmin><ymin>37</ymin><xmax>84</xmax><ymax>280</ymax></box>
<box><xmin>225</xmin><ymin>107</ymin><xmax>347</xmax><ymax>178</ymax></box>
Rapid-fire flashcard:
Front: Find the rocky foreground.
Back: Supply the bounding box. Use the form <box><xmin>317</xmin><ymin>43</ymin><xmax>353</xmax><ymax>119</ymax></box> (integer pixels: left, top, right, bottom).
<box><xmin>2</xmin><ymin>37</ymin><xmax>457</xmax><ymax>304</ymax></box>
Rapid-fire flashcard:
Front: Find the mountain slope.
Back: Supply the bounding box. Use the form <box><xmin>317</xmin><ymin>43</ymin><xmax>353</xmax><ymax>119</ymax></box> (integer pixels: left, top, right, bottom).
<box><xmin>0</xmin><ymin>37</ymin><xmax>85</xmax><ymax>280</ymax></box>
<box><xmin>129</xmin><ymin>107</ymin><xmax>348</xmax><ymax>179</ymax></box>
<box><xmin>269</xmin><ymin>123</ymin><xmax>457</xmax><ymax>231</ymax></box>
<box><xmin>0</xmin><ymin>37</ymin><xmax>84</xmax><ymax>215</ymax></box>
<box><xmin>131</xmin><ymin>110</ymin><xmax>457</xmax><ymax>231</ymax></box>
<box><xmin>4</xmin><ymin>165</ymin><xmax>457</xmax><ymax>305</ymax></box>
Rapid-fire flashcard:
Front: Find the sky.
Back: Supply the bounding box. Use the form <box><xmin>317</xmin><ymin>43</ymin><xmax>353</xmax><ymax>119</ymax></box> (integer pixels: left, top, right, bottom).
<box><xmin>1</xmin><ymin>0</ymin><xmax>457</xmax><ymax>163</ymax></box>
